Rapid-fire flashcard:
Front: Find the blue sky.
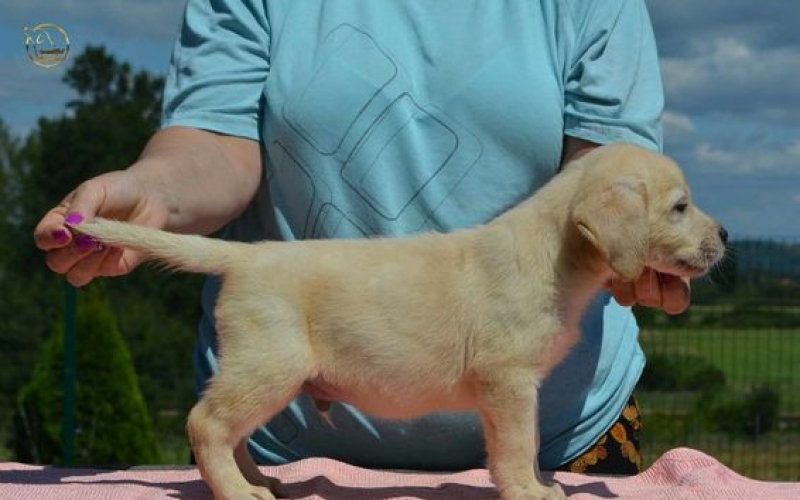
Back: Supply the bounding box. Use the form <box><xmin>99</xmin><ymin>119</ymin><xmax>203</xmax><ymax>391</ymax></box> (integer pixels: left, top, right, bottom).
<box><xmin>1</xmin><ymin>1</ymin><xmax>799</xmax><ymax>240</ymax></box>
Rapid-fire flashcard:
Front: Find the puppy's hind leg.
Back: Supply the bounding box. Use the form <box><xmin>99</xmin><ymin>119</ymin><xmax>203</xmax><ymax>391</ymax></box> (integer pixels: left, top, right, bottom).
<box><xmin>188</xmin><ymin>302</ymin><xmax>314</xmax><ymax>500</ymax></box>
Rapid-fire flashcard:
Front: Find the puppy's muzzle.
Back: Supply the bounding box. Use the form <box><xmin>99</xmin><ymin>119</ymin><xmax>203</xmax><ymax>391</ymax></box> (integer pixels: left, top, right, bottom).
<box><xmin>718</xmin><ymin>226</ymin><xmax>729</xmax><ymax>245</ymax></box>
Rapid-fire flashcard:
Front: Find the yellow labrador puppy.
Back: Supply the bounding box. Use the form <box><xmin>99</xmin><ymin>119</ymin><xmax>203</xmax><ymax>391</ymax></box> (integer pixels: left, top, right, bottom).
<box><xmin>69</xmin><ymin>143</ymin><xmax>726</xmax><ymax>500</ymax></box>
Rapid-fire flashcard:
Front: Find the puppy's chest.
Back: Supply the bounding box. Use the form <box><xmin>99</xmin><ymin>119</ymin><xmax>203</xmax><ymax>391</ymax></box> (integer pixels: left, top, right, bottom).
<box><xmin>513</xmin><ymin>307</ymin><xmax>582</xmax><ymax>372</ymax></box>
<box><xmin>532</xmin><ymin>285</ymin><xmax>605</xmax><ymax>373</ymax></box>
<box><xmin>537</xmin><ymin>323</ymin><xmax>581</xmax><ymax>375</ymax></box>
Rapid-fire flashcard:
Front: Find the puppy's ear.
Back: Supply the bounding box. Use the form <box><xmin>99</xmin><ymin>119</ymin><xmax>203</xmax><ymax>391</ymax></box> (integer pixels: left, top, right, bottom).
<box><xmin>572</xmin><ymin>180</ymin><xmax>648</xmax><ymax>281</ymax></box>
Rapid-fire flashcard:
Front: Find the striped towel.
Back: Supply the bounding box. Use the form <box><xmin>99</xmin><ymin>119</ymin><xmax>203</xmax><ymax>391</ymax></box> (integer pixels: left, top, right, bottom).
<box><xmin>0</xmin><ymin>447</ymin><xmax>797</xmax><ymax>499</ymax></box>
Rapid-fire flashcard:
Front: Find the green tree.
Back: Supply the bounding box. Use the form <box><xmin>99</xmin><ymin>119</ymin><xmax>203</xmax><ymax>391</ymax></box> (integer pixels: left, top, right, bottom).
<box><xmin>13</xmin><ymin>286</ymin><xmax>160</xmax><ymax>465</ymax></box>
<box><xmin>64</xmin><ymin>45</ymin><xmax>163</xmax><ymax>116</ymax></box>
<box><xmin>708</xmin><ymin>243</ymin><xmax>737</xmax><ymax>295</ymax></box>
<box><xmin>0</xmin><ymin>116</ymin><xmax>27</xmax><ymax>267</ymax></box>
<box><xmin>0</xmin><ymin>118</ymin><xmax>18</xmax><ymax>227</ymax></box>
<box><xmin>1</xmin><ymin>45</ymin><xmax>199</xmax><ymax>464</ymax></box>
<box><xmin>15</xmin><ymin>45</ymin><xmax>164</xmax><ymax>240</ymax></box>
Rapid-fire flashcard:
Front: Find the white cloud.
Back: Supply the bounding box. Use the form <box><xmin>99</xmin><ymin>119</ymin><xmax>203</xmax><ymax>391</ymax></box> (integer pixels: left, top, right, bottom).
<box><xmin>662</xmin><ymin>110</ymin><xmax>695</xmax><ymax>138</ymax></box>
<box><xmin>695</xmin><ymin>143</ymin><xmax>737</xmax><ymax>168</ymax></box>
<box><xmin>704</xmin><ymin>37</ymin><xmax>752</xmax><ymax>62</ymax></box>
<box><xmin>691</xmin><ymin>139</ymin><xmax>800</xmax><ymax>175</ymax></box>
<box><xmin>787</xmin><ymin>140</ymin><xmax>800</xmax><ymax>159</ymax></box>
<box><xmin>660</xmin><ymin>36</ymin><xmax>800</xmax><ymax>117</ymax></box>
<box><xmin>647</xmin><ymin>1</ymin><xmax>800</xmax><ymax>56</ymax></box>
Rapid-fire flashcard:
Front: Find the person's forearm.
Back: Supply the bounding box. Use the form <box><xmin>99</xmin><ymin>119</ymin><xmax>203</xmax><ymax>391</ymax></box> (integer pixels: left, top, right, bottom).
<box><xmin>130</xmin><ymin>126</ymin><xmax>263</xmax><ymax>235</ymax></box>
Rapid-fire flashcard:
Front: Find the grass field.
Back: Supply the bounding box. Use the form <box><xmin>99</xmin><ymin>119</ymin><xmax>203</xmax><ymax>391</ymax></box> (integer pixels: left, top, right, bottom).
<box><xmin>641</xmin><ymin>427</ymin><xmax>800</xmax><ymax>481</ymax></box>
<box><xmin>640</xmin><ymin>327</ymin><xmax>800</xmax><ymax>408</ymax></box>
<box><xmin>638</xmin><ymin>325</ymin><xmax>800</xmax><ymax>480</ymax></box>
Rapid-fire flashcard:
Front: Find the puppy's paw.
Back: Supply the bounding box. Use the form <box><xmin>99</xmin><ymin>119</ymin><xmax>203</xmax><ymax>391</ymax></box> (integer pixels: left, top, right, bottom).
<box><xmin>542</xmin><ymin>483</ymin><xmax>567</xmax><ymax>500</ymax></box>
<box><xmin>220</xmin><ymin>485</ymin><xmax>277</xmax><ymax>500</ymax></box>
<box><xmin>499</xmin><ymin>482</ymin><xmax>567</xmax><ymax>500</ymax></box>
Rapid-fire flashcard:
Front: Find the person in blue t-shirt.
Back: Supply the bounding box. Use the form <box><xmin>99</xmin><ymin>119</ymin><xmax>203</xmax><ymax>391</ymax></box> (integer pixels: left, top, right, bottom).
<box><xmin>35</xmin><ymin>0</ymin><xmax>691</xmax><ymax>475</ymax></box>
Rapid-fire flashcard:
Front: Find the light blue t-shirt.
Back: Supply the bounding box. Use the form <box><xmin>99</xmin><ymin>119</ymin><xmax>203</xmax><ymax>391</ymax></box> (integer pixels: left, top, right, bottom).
<box><xmin>162</xmin><ymin>0</ymin><xmax>663</xmax><ymax>470</ymax></box>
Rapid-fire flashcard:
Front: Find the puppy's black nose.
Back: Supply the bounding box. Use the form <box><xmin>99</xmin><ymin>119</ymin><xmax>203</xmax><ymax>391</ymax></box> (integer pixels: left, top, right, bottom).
<box><xmin>718</xmin><ymin>226</ymin><xmax>729</xmax><ymax>244</ymax></box>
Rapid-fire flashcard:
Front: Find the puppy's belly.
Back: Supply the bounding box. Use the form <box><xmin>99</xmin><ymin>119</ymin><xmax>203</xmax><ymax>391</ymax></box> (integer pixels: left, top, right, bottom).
<box><xmin>302</xmin><ymin>377</ymin><xmax>476</xmax><ymax>419</ymax></box>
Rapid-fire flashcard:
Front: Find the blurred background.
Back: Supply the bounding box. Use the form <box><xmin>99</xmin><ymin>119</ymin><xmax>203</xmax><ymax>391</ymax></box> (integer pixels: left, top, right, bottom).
<box><xmin>0</xmin><ymin>0</ymin><xmax>798</xmax><ymax>479</ymax></box>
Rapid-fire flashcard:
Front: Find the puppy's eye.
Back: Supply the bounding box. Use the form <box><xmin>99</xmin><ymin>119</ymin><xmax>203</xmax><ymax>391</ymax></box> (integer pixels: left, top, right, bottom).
<box><xmin>673</xmin><ymin>202</ymin><xmax>689</xmax><ymax>214</ymax></box>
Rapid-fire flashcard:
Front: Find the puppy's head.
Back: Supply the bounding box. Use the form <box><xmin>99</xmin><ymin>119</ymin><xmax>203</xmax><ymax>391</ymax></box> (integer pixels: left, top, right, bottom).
<box><xmin>570</xmin><ymin>143</ymin><xmax>727</xmax><ymax>281</ymax></box>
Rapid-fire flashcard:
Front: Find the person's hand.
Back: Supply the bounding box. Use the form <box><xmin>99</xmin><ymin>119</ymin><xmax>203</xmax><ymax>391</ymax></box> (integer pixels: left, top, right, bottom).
<box><xmin>607</xmin><ymin>267</ymin><xmax>691</xmax><ymax>315</ymax></box>
<box><xmin>33</xmin><ymin>169</ymin><xmax>170</xmax><ymax>287</ymax></box>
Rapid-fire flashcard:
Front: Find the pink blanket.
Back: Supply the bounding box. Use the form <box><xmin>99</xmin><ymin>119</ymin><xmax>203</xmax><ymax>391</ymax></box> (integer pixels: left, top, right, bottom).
<box><xmin>0</xmin><ymin>447</ymin><xmax>797</xmax><ymax>499</ymax></box>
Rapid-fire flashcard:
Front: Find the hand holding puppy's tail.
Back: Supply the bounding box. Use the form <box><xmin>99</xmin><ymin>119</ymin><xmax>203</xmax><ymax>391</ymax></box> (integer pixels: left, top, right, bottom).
<box><xmin>66</xmin><ymin>218</ymin><xmax>241</xmax><ymax>275</ymax></box>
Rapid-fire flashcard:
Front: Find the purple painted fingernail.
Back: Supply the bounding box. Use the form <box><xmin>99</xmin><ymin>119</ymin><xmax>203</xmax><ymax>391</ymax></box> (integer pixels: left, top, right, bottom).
<box><xmin>75</xmin><ymin>234</ymin><xmax>98</xmax><ymax>251</ymax></box>
<box><xmin>65</xmin><ymin>213</ymin><xmax>84</xmax><ymax>225</ymax></box>
<box><xmin>52</xmin><ymin>229</ymin><xmax>70</xmax><ymax>243</ymax></box>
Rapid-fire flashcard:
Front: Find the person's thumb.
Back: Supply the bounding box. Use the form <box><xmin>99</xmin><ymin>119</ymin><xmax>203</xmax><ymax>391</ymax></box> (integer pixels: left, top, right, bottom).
<box><xmin>34</xmin><ymin>177</ymin><xmax>108</xmax><ymax>251</ymax></box>
<box><xmin>63</xmin><ymin>176</ymin><xmax>113</xmax><ymax>224</ymax></box>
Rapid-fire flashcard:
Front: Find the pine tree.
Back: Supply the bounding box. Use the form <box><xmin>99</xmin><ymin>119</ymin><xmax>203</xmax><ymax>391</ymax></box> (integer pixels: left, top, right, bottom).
<box><xmin>13</xmin><ymin>285</ymin><xmax>160</xmax><ymax>465</ymax></box>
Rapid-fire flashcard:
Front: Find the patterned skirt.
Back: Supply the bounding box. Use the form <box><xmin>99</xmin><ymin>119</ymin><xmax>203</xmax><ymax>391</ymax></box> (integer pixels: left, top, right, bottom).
<box><xmin>557</xmin><ymin>395</ymin><xmax>644</xmax><ymax>475</ymax></box>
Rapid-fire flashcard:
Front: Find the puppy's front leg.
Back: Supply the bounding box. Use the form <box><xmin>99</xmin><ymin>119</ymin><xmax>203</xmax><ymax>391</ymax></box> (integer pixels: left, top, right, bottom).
<box><xmin>478</xmin><ymin>371</ymin><xmax>566</xmax><ymax>500</ymax></box>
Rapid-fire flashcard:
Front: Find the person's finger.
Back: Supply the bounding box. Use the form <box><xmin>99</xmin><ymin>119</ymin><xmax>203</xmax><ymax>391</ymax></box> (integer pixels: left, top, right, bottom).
<box><xmin>33</xmin><ymin>177</ymin><xmax>110</xmax><ymax>252</ymax></box>
<box><xmin>63</xmin><ymin>178</ymin><xmax>111</xmax><ymax>223</ymax></box>
<box><xmin>608</xmin><ymin>278</ymin><xmax>636</xmax><ymax>307</ymax></box>
<box><xmin>44</xmin><ymin>233</ymin><xmax>105</xmax><ymax>275</ymax></box>
<box><xmin>659</xmin><ymin>274</ymin><xmax>691</xmax><ymax>315</ymax></box>
<box><xmin>96</xmin><ymin>247</ymin><xmax>144</xmax><ymax>278</ymax></box>
<box><xmin>45</xmin><ymin>229</ymin><xmax>144</xmax><ymax>285</ymax></box>
<box><xmin>64</xmin><ymin>246</ymin><xmax>113</xmax><ymax>287</ymax></box>
<box><xmin>33</xmin><ymin>193</ymin><xmax>79</xmax><ymax>251</ymax></box>
<box><xmin>633</xmin><ymin>268</ymin><xmax>662</xmax><ymax>308</ymax></box>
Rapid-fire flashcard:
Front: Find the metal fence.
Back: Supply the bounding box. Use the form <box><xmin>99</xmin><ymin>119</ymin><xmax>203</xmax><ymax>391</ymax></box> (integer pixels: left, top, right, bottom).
<box><xmin>635</xmin><ymin>239</ymin><xmax>800</xmax><ymax>480</ymax></box>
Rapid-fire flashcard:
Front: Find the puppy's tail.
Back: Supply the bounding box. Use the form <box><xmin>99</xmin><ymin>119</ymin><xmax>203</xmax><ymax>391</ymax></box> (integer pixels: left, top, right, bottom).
<box><xmin>67</xmin><ymin>218</ymin><xmax>244</xmax><ymax>275</ymax></box>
